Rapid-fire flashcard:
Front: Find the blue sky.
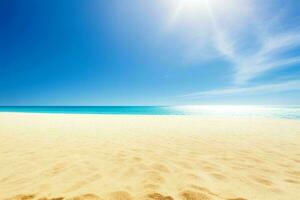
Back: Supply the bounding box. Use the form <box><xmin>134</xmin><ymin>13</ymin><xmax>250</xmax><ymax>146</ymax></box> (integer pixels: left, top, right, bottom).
<box><xmin>0</xmin><ymin>0</ymin><xmax>300</xmax><ymax>105</ymax></box>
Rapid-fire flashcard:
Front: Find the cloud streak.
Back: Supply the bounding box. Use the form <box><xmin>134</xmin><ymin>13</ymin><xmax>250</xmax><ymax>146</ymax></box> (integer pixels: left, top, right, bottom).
<box><xmin>207</xmin><ymin>3</ymin><xmax>300</xmax><ymax>84</ymax></box>
<box><xmin>168</xmin><ymin>0</ymin><xmax>300</xmax><ymax>99</ymax></box>
<box><xmin>183</xmin><ymin>80</ymin><xmax>300</xmax><ymax>97</ymax></box>
<box><xmin>231</xmin><ymin>31</ymin><xmax>300</xmax><ymax>84</ymax></box>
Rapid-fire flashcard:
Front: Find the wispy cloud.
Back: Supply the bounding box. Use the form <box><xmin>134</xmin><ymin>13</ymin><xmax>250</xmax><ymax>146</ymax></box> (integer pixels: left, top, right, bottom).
<box><xmin>205</xmin><ymin>1</ymin><xmax>300</xmax><ymax>84</ymax></box>
<box><xmin>183</xmin><ymin>80</ymin><xmax>300</xmax><ymax>97</ymax></box>
<box><xmin>168</xmin><ymin>0</ymin><xmax>300</xmax><ymax>98</ymax></box>
<box><xmin>217</xmin><ymin>30</ymin><xmax>300</xmax><ymax>84</ymax></box>
<box><xmin>182</xmin><ymin>80</ymin><xmax>300</xmax><ymax>97</ymax></box>
<box><xmin>170</xmin><ymin>1</ymin><xmax>300</xmax><ymax>84</ymax></box>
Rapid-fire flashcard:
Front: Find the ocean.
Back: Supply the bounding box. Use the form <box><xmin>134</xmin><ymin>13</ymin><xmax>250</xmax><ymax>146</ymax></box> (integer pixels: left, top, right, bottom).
<box><xmin>0</xmin><ymin>105</ymin><xmax>299</xmax><ymax>120</ymax></box>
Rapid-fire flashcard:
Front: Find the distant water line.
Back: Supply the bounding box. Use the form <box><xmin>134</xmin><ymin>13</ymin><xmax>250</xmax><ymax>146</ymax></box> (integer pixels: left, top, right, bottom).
<box><xmin>0</xmin><ymin>106</ymin><xmax>299</xmax><ymax>120</ymax></box>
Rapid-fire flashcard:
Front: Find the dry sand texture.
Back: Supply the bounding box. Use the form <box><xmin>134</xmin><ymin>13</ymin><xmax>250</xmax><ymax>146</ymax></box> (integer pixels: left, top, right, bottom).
<box><xmin>0</xmin><ymin>113</ymin><xmax>300</xmax><ymax>200</ymax></box>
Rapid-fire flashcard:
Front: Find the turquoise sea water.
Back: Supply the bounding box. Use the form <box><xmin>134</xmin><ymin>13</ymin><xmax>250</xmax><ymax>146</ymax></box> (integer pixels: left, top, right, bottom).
<box><xmin>0</xmin><ymin>106</ymin><xmax>299</xmax><ymax>120</ymax></box>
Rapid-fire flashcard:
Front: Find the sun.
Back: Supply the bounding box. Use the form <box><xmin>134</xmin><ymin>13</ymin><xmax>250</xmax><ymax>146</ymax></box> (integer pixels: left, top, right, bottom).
<box><xmin>167</xmin><ymin>0</ymin><xmax>244</xmax><ymax>28</ymax></box>
<box><xmin>168</xmin><ymin>0</ymin><xmax>211</xmax><ymax>23</ymax></box>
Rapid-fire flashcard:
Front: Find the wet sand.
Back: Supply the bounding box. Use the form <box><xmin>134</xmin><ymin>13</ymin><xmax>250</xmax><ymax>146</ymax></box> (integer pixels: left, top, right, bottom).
<box><xmin>0</xmin><ymin>113</ymin><xmax>299</xmax><ymax>200</ymax></box>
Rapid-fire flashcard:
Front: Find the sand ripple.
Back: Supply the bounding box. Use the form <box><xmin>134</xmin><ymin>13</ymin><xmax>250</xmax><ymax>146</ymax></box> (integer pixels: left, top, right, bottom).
<box><xmin>1</xmin><ymin>114</ymin><xmax>300</xmax><ymax>200</ymax></box>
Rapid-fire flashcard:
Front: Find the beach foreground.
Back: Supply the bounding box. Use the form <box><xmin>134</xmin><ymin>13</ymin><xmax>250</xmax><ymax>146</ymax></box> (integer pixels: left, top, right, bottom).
<box><xmin>0</xmin><ymin>113</ymin><xmax>299</xmax><ymax>200</ymax></box>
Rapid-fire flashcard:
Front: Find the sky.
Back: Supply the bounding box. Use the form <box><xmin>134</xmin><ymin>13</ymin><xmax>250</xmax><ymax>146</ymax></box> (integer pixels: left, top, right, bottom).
<box><xmin>0</xmin><ymin>0</ymin><xmax>300</xmax><ymax>105</ymax></box>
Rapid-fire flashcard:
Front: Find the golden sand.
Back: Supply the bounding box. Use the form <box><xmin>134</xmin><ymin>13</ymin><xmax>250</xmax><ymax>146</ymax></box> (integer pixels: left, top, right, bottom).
<box><xmin>0</xmin><ymin>113</ymin><xmax>299</xmax><ymax>200</ymax></box>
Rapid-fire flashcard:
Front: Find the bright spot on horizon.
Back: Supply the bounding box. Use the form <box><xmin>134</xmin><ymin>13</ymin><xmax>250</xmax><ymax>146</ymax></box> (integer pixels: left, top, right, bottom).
<box><xmin>173</xmin><ymin>105</ymin><xmax>294</xmax><ymax>118</ymax></box>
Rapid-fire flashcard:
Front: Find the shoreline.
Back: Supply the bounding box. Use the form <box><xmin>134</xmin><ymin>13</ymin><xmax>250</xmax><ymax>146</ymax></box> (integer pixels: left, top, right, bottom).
<box><xmin>0</xmin><ymin>105</ymin><xmax>299</xmax><ymax>121</ymax></box>
<box><xmin>0</xmin><ymin>112</ymin><xmax>299</xmax><ymax>122</ymax></box>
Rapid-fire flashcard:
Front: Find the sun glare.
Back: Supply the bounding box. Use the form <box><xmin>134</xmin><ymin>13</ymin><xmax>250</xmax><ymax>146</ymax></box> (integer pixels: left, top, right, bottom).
<box><xmin>169</xmin><ymin>0</ymin><xmax>210</xmax><ymax>24</ymax></box>
<box><xmin>167</xmin><ymin>0</ymin><xmax>244</xmax><ymax>28</ymax></box>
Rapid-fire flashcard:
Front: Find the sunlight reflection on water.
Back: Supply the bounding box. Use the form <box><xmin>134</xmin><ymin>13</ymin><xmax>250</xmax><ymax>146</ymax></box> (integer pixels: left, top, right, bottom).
<box><xmin>173</xmin><ymin>105</ymin><xmax>300</xmax><ymax>119</ymax></box>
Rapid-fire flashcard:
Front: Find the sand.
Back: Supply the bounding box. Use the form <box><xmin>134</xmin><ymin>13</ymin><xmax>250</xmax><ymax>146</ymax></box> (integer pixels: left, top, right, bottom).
<box><xmin>0</xmin><ymin>113</ymin><xmax>299</xmax><ymax>200</ymax></box>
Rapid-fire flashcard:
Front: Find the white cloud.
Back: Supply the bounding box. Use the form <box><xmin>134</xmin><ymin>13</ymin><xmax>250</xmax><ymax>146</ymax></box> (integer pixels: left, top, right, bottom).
<box><xmin>208</xmin><ymin>7</ymin><xmax>300</xmax><ymax>84</ymax></box>
<box><xmin>166</xmin><ymin>0</ymin><xmax>300</xmax><ymax>84</ymax></box>
<box><xmin>166</xmin><ymin>0</ymin><xmax>300</xmax><ymax>99</ymax></box>
<box><xmin>231</xmin><ymin>32</ymin><xmax>300</xmax><ymax>84</ymax></box>
<box><xmin>183</xmin><ymin>80</ymin><xmax>300</xmax><ymax>97</ymax></box>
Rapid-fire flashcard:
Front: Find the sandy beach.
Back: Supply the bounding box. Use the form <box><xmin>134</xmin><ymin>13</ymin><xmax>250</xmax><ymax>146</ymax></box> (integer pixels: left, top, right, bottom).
<box><xmin>0</xmin><ymin>113</ymin><xmax>299</xmax><ymax>200</ymax></box>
